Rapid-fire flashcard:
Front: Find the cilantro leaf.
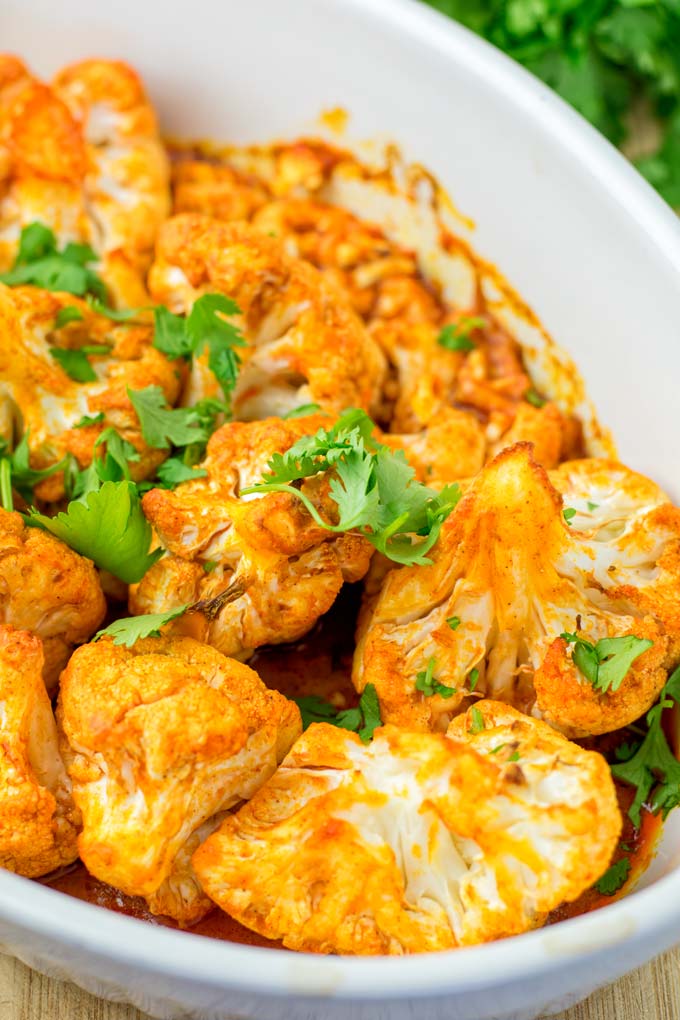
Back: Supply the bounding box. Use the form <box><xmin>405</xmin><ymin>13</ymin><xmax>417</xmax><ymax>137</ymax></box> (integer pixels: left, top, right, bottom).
<box><xmin>469</xmin><ymin>706</ymin><xmax>485</xmax><ymax>734</ymax></box>
<box><xmin>0</xmin><ymin>222</ymin><xmax>107</xmax><ymax>299</ymax></box>
<box><xmin>55</xmin><ymin>306</ymin><xmax>84</xmax><ymax>328</ymax></box>
<box><xmin>128</xmin><ymin>386</ymin><xmax>208</xmax><ymax>450</ymax></box>
<box><xmin>447</xmin><ymin>615</ymin><xmax>461</xmax><ymax>630</ymax></box>
<box><xmin>283</xmin><ymin>403</ymin><xmax>322</xmax><ymax>419</ymax></box>
<box><xmin>186</xmin><ymin>294</ymin><xmax>247</xmax><ymax>404</ymax></box>
<box><xmin>437</xmin><ymin>316</ymin><xmax>485</xmax><ymax>352</ymax></box>
<box><xmin>294</xmin><ymin>683</ymin><xmax>382</xmax><ymax>743</ymax></box>
<box><xmin>561</xmin><ymin>632</ymin><xmax>653</xmax><ymax>693</ymax></box>
<box><xmin>241</xmin><ymin>408</ymin><xmax>460</xmax><ymax>565</ymax></box>
<box><xmin>73</xmin><ymin>412</ymin><xmax>105</xmax><ymax>429</ymax></box>
<box><xmin>153</xmin><ymin>306</ymin><xmax>194</xmax><ymax>359</ymax></box>
<box><xmin>525</xmin><ymin>387</ymin><xmax>546</xmax><ymax>408</ymax></box>
<box><xmin>563</xmin><ymin>506</ymin><xmax>577</xmax><ymax>525</ymax></box>
<box><xmin>594</xmin><ymin>857</ymin><xmax>631</xmax><ymax>896</ymax></box>
<box><xmin>0</xmin><ymin>432</ymin><xmax>72</xmax><ymax>505</ymax></box>
<box><xmin>415</xmin><ymin>657</ymin><xmax>457</xmax><ymax>699</ymax></box>
<box><xmin>49</xmin><ymin>347</ymin><xmax>101</xmax><ymax>383</ymax></box>
<box><xmin>26</xmin><ymin>480</ymin><xmax>161</xmax><ymax>583</ymax></box>
<box><xmin>612</xmin><ymin>665</ymin><xmax>680</xmax><ymax>828</ymax></box>
<box><xmin>94</xmin><ymin>605</ymin><xmax>189</xmax><ymax>647</ymax></box>
<box><xmin>155</xmin><ymin>458</ymin><xmax>208</xmax><ymax>488</ymax></box>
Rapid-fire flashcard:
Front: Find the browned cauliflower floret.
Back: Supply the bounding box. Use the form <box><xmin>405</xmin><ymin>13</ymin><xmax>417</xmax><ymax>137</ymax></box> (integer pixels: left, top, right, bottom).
<box><xmin>131</xmin><ymin>414</ymin><xmax>373</xmax><ymax>659</ymax></box>
<box><xmin>0</xmin><ymin>283</ymin><xmax>181</xmax><ymax>501</ymax></box>
<box><xmin>381</xmin><ymin>407</ymin><xmax>485</xmax><ymax>488</ymax></box>
<box><xmin>148</xmin><ymin>213</ymin><xmax>386</xmax><ymax>416</ymax></box>
<box><xmin>0</xmin><ymin>55</ymin><xmax>169</xmax><ymax>306</ymax></box>
<box><xmin>0</xmin><ymin>507</ymin><xmax>105</xmax><ymax>688</ymax></box>
<box><xmin>0</xmin><ymin>625</ymin><xmax>80</xmax><ymax>877</ymax></box>
<box><xmin>354</xmin><ymin>444</ymin><xmax>679</xmax><ymax>737</ymax></box>
<box><xmin>193</xmin><ymin>714</ymin><xmax>620</xmax><ymax>954</ymax></box>
<box><xmin>57</xmin><ymin>635</ymin><xmax>301</xmax><ymax>924</ymax></box>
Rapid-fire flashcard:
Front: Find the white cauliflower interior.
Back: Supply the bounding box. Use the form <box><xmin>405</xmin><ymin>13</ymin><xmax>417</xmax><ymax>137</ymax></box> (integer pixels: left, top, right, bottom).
<box><xmin>354</xmin><ymin>443</ymin><xmax>679</xmax><ymax>736</ymax></box>
<box><xmin>193</xmin><ymin>708</ymin><xmax>620</xmax><ymax>954</ymax></box>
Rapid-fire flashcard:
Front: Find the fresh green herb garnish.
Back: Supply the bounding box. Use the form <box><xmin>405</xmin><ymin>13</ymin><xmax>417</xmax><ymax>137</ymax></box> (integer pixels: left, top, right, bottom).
<box><xmin>468</xmin><ymin>667</ymin><xmax>480</xmax><ymax>692</ymax></box>
<box><xmin>203</xmin><ymin>560</ymin><xmax>218</xmax><ymax>573</ymax></box>
<box><xmin>447</xmin><ymin>615</ymin><xmax>461</xmax><ymax>630</ymax></box>
<box><xmin>241</xmin><ymin>408</ymin><xmax>461</xmax><ymax>566</ymax></box>
<box><xmin>415</xmin><ymin>657</ymin><xmax>457</xmax><ymax>699</ymax></box>
<box><xmin>437</xmin><ymin>316</ymin><xmax>485</xmax><ymax>352</ymax></box>
<box><xmin>0</xmin><ymin>222</ymin><xmax>106</xmax><ymax>298</ymax></box>
<box><xmin>525</xmin><ymin>387</ymin><xmax>546</xmax><ymax>408</ymax></box>
<box><xmin>469</xmin><ymin>706</ymin><xmax>486</xmax><ymax>734</ymax></box>
<box><xmin>508</xmin><ymin>751</ymin><xmax>521</xmax><ymax>762</ymax></box>
<box><xmin>152</xmin><ymin>295</ymin><xmax>247</xmax><ymax>407</ymax></box>
<box><xmin>49</xmin><ymin>346</ymin><xmax>107</xmax><ymax>383</ymax></box>
<box><xmin>128</xmin><ymin>386</ymin><xmax>209</xmax><ymax>451</ymax></box>
<box><xmin>594</xmin><ymin>857</ymin><xmax>631</xmax><ymax>896</ymax></box>
<box><xmin>612</xmin><ymin>665</ymin><xmax>680</xmax><ymax>828</ymax></box>
<box><xmin>87</xmin><ymin>299</ymin><xmax>147</xmax><ymax>323</ymax></box>
<box><xmin>94</xmin><ymin>605</ymin><xmax>189</xmax><ymax>647</ymax></box>
<box><xmin>73</xmin><ymin>412</ymin><xmax>105</xmax><ymax>429</ymax></box>
<box><xmin>283</xmin><ymin>403</ymin><xmax>322</xmax><ymax>419</ymax></box>
<box><xmin>563</xmin><ymin>507</ymin><xmax>577</xmax><ymax>525</ymax></box>
<box><xmin>0</xmin><ymin>433</ymin><xmax>72</xmax><ymax>507</ymax></box>
<box><xmin>587</xmin><ymin>501</ymin><xmax>600</xmax><ymax>512</ymax></box>
<box><xmin>55</xmin><ymin>306</ymin><xmax>84</xmax><ymax>329</ymax></box>
<box><xmin>489</xmin><ymin>743</ymin><xmax>506</xmax><ymax>755</ymax></box>
<box><xmin>561</xmin><ymin>632</ymin><xmax>653</xmax><ymax>694</ymax></box>
<box><xmin>419</xmin><ymin>2</ymin><xmax>680</xmax><ymax>208</ymax></box>
<box><xmin>155</xmin><ymin>458</ymin><xmax>208</xmax><ymax>488</ymax></box>
<box><xmin>25</xmin><ymin>480</ymin><xmax>161</xmax><ymax>583</ymax></box>
<box><xmin>294</xmin><ymin>683</ymin><xmax>382</xmax><ymax>744</ymax></box>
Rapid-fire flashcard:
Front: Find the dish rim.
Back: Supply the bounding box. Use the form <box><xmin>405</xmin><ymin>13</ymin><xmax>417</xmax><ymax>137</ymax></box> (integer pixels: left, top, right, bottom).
<box><xmin>3</xmin><ymin>0</ymin><xmax>680</xmax><ymax>998</ymax></box>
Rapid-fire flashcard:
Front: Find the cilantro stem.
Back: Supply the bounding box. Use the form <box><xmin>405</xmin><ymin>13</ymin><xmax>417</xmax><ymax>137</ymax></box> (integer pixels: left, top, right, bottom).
<box><xmin>0</xmin><ymin>459</ymin><xmax>13</xmax><ymax>512</ymax></box>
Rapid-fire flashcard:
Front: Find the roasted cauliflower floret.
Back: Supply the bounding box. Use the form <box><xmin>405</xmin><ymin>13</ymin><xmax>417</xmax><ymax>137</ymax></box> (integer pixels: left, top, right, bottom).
<box><xmin>131</xmin><ymin>414</ymin><xmax>373</xmax><ymax>658</ymax></box>
<box><xmin>57</xmin><ymin>635</ymin><xmax>301</xmax><ymax>924</ymax></box>
<box><xmin>0</xmin><ymin>283</ymin><xmax>181</xmax><ymax>501</ymax></box>
<box><xmin>148</xmin><ymin>213</ymin><xmax>386</xmax><ymax>417</ymax></box>
<box><xmin>382</xmin><ymin>407</ymin><xmax>485</xmax><ymax>487</ymax></box>
<box><xmin>0</xmin><ymin>507</ymin><xmax>105</xmax><ymax>689</ymax></box>
<box><xmin>0</xmin><ymin>625</ymin><xmax>80</xmax><ymax>877</ymax></box>
<box><xmin>0</xmin><ymin>56</ymin><xmax>169</xmax><ymax>306</ymax></box>
<box><xmin>193</xmin><ymin>716</ymin><xmax>620</xmax><ymax>954</ymax></box>
<box><xmin>354</xmin><ymin>444</ymin><xmax>679</xmax><ymax>737</ymax></box>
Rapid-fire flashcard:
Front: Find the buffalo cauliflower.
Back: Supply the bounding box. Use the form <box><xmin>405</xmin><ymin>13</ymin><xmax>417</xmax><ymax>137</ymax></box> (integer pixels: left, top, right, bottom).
<box><xmin>192</xmin><ymin>711</ymin><xmax>620</xmax><ymax>954</ymax></box>
<box><xmin>57</xmin><ymin>634</ymin><xmax>301</xmax><ymax>924</ymax></box>
<box><xmin>148</xmin><ymin>213</ymin><xmax>386</xmax><ymax>417</ymax></box>
<box><xmin>0</xmin><ymin>507</ymin><xmax>105</xmax><ymax>688</ymax></box>
<box><xmin>0</xmin><ymin>625</ymin><xmax>80</xmax><ymax>877</ymax></box>
<box><xmin>354</xmin><ymin>444</ymin><xmax>679</xmax><ymax>737</ymax></box>
<box><xmin>0</xmin><ymin>55</ymin><xmax>169</xmax><ymax>306</ymax></box>
<box><xmin>0</xmin><ymin>283</ymin><xmax>181</xmax><ymax>501</ymax></box>
<box><xmin>131</xmin><ymin>414</ymin><xmax>373</xmax><ymax>658</ymax></box>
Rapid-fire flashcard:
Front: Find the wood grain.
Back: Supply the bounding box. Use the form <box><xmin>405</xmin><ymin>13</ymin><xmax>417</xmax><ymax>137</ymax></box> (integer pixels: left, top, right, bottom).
<box><xmin>1</xmin><ymin>946</ymin><xmax>680</xmax><ymax>1020</ymax></box>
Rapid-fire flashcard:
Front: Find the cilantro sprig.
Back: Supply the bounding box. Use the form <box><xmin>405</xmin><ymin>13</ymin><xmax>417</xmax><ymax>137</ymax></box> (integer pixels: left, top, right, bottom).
<box><xmin>241</xmin><ymin>409</ymin><xmax>461</xmax><ymax>566</ymax></box>
<box><xmin>294</xmin><ymin>684</ymin><xmax>382</xmax><ymax>744</ymax></box>
<box><xmin>151</xmin><ymin>294</ymin><xmax>246</xmax><ymax>407</ymax></box>
<box><xmin>415</xmin><ymin>657</ymin><xmax>457</xmax><ymax>698</ymax></box>
<box><xmin>420</xmin><ymin>1</ymin><xmax>680</xmax><ymax>208</ymax></box>
<box><xmin>561</xmin><ymin>632</ymin><xmax>653</xmax><ymax>694</ymax></box>
<box><xmin>0</xmin><ymin>223</ymin><xmax>107</xmax><ymax>299</ymax></box>
<box><xmin>612</xmin><ymin>665</ymin><xmax>680</xmax><ymax>829</ymax></box>
<box><xmin>95</xmin><ymin>605</ymin><xmax>189</xmax><ymax>647</ymax></box>
<box><xmin>128</xmin><ymin>386</ymin><xmax>209</xmax><ymax>450</ymax></box>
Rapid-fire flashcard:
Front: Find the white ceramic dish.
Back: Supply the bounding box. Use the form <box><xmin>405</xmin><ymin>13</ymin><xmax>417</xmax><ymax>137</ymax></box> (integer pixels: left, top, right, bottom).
<box><xmin>2</xmin><ymin>0</ymin><xmax>680</xmax><ymax>1018</ymax></box>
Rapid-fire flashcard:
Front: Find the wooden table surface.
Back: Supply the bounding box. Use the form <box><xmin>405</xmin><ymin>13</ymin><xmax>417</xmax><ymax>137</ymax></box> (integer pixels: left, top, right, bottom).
<box><xmin>2</xmin><ymin>944</ymin><xmax>679</xmax><ymax>1019</ymax></box>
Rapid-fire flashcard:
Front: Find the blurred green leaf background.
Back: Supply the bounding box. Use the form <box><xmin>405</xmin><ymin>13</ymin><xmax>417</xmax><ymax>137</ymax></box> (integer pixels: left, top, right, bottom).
<box><xmin>420</xmin><ymin>0</ymin><xmax>680</xmax><ymax>207</ymax></box>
